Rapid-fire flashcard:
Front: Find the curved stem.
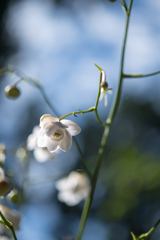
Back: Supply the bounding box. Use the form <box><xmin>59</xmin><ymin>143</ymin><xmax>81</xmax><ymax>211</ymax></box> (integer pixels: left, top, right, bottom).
<box><xmin>107</xmin><ymin>0</ymin><xmax>133</xmax><ymax>124</ymax></box>
<box><xmin>94</xmin><ymin>70</ymin><xmax>108</xmax><ymax>126</ymax></box>
<box><xmin>5</xmin><ymin>67</ymin><xmax>59</xmax><ymax>117</ymax></box>
<box><xmin>76</xmin><ymin>0</ymin><xmax>133</xmax><ymax>239</ymax></box>
<box><xmin>59</xmin><ymin>107</ymin><xmax>95</xmax><ymax>121</ymax></box>
<box><xmin>0</xmin><ymin>211</ymin><xmax>18</xmax><ymax>240</ymax></box>
<box><xmin>76</xmin><ymin>126</ymin><xmax>109</xmax><ymax>240</ymax></box>
<box><xmin>73</xmin><ymin>137</ymin><xmax>92</xmax><ymax>179</ymax></box>
<box><xmin>123</xmin><ymin>71</ymin><xmax>160</xmax><ymax>78</ymax></box>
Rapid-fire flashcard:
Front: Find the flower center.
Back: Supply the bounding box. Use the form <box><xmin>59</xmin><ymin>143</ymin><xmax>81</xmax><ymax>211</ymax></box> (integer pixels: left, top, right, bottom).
<box><xmin>53</xmin><ymin>132</ymin><xmax>62</xmax><ymax>138</ymax></box>
<box><xmin>51</xmin><ymin>132</ymin><xmax>63</xmax><ymax>141</ymax></box>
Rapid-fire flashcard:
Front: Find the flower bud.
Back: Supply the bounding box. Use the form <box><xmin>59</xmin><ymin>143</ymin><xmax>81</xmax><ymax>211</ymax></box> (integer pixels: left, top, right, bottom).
<box><xmin>5</xmin><ymin>85</ymin><xmax>20</xmax><ymax>99</ymax></box>
<box><xmin>0</xmin><ymin>178</ymin><xmax>10</xmax><ymax>196</ymax></box>
<box><xmin>101</xmin><ymin>81</ymin><xmax>108</xmax><ymax>89</ymax></box>
<box><xmin>7</xmin><ymin>189</ymin><xmax>20</xmax><ymax>204</ymax></box>
<box><xmin>108</xmin><ymin>0</ymin><xmax>116</xmax><ymax>2</ymax></box>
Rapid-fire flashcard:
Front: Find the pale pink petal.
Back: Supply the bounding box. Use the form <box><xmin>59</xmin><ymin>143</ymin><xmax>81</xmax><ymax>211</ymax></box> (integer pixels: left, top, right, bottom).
<box><xmin>61</xmin><ymin>119</ymin><xmax>81</xmax><ymax>136</ymax></box>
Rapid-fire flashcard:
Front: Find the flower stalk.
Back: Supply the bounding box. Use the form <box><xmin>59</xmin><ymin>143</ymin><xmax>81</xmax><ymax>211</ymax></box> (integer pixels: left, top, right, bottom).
<box><xmin>0</xmin><ymin>211</ymin><xmax>18</xmax><ymax>240</ymax></box>
<box><xmin>76</xmin><ymin>0</ymin><xmax>133</xmax><ymax>239</ymax></box>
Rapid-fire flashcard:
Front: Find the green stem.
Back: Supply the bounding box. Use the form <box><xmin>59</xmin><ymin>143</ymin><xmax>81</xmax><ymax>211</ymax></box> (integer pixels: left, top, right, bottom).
<box><xmin>5</xmin><ymin>67</ymin><xmax>60</xmax><ymax>117</ymax></box>
<box><xmin>76</xmin><ymin>126</ymin><xmax>109</xmax><ymax>240</ymax></box>
<box><xmin>131</xmin><ymin>219</ymin><xmax>160</xmax><ymax>240</ymax></box>
<box><xmin>94</xmin><ymin>71</ymin><xmax>108</xmax><ymax>126</ymax></box>
<box><xmin>76</xmin><ymin>1</ymin><xmax>133</xmax><ymax>239</ymax></box>
<box><xmin>123</xmin><ymin>71</ymin><xmax>160</xmax><ymax>78</ymax></box>
<box><xmin>107</xmin><ymin>0</ymin><xmax>133</xmax><ymax>125</ymax></box>
<box><xmin>0</xmin><ymin>211</ymin><xmax>18</xmax><ymax>240</ymax></box>
<box><xmin>36</xmin><ymin>83</ymin><xmax>60</xmax><ymax>117</ymax></box>
<box><xmin>73</xmin><ymin>137</ymin><xmax>92</xmax><ymax>179</ymax></box>
<box><xmin>59</xmin><ymin>107</ymin><xmax>95</xmax><ymax>121</ymax></box>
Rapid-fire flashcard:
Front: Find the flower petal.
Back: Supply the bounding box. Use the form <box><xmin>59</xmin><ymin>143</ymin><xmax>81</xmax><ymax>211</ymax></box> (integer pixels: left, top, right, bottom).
<box><xmin>57</xmin><ymin>191</ymin><xmax>82</xmax><ymax>206</ymax></box>
<box><xmin>43</xmin><ymin>123</ymin><xmax>57</xmax><ymax>136</ymax></box>
<box><xmin>59</xmin><ymin>130</ymin><xmax>72</xmax><ymax>152</ymax></box>
<box><xmin>46</xmin><ymin>138</ymin><xmax>59</xmax><ymax>152</ymax></box>
<box><xmin>60</xmin><ymin>119</ymin><xmax>81</xmax><ymax>136</ymax></box>
<box><xmin>37</xmin><ymin>131</ymin><xmax>49</xmax><ymax>148</ymax></box>
<box><xmin>104</xmin><ymin>92</ymin><xmax>107</xmax><ymax>106</ymax></box>
<box><xmin>40</xmin><ymin>114</ymin><xmax>58</xmax><ymax>127</ymax></box>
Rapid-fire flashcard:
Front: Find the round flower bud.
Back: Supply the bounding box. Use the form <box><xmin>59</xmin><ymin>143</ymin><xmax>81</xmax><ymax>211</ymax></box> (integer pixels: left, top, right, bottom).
<box><xmin>0</xmin><ymin>178</ymin><xmax>10</xmax><ymax>196</ymax></box>
<box><xmin>5</xmin><ymin>85</ymin><xmax>20</xmax><ymax>99</ymax></box>
<box><xmin>7</xmin><ymin>189</ymin><xmax>20</xmax><ymax>204</ymax></box>
<box><xmin>101</xmin><ymin>81</ymin><xmax>108</xmax><ymax>89</ymax></box>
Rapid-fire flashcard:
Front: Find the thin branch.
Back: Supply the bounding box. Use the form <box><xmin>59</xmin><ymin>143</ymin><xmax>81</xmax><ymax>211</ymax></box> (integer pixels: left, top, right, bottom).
<box><xmin>0</xmin><ymin>211</ymin><xmax>18</xmax><ymax>240</ymax></box>
<box><xmin>123</xmin><ymin>71</ymin><xmax>160</xmax><ymax>78</ymax></box>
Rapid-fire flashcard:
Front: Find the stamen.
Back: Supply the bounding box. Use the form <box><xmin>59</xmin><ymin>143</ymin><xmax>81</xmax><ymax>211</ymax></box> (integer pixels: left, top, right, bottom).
<box><xmin>52</xmin><ymin>132</ymin><xmax>62</xmax><ymax>140</ymax></box>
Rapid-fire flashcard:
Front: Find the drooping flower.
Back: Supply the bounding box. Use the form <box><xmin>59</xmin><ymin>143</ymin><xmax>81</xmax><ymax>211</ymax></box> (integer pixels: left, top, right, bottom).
<box><xmin>37</xmin><ymin>114</ymin><xmax>81</xmax><ymax>153</ymax></box>
<box><xmin>0</xmin><ymin>205</ymin><xmax>21</xmax><ymax>237</ymax></box>
<box><xmin>99</xmin><ymin>70</ymin><xmax>112</xmax><ymax>106</ymax></box>
<box><xmin>55</xmin><ymin>171</ymin><xmax>90</xmax><ymax>206</ymax></box>
<box><xmin>27</xmin><ymin>126</ymin><xmax>54</xmax><ymax>162</ymax></box>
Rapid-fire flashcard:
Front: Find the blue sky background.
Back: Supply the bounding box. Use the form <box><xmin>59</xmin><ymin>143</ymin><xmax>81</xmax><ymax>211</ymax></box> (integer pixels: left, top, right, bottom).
<box><xmin>0</xmin><ymin>0</ymin><xmax>160</xmax><ymax>239</ymax></box>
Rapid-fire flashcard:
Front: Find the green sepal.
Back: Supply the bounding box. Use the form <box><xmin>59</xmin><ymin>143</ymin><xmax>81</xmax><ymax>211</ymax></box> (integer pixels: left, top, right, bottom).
<box><xmin>94</xmin><ymin>63</ymin><xmax>103</xmax><ymax>71</ymax></box>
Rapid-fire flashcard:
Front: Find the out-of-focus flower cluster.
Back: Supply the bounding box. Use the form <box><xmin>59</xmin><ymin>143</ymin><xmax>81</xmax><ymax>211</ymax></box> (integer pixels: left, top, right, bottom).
<box><xmin>55</xmin><ymin>171</ymin><xmax>90</xmax><ymax>206</ymax></box>
<box><xmin>0</xmin><ymin>143</ymin><xmax>21</xmax><ymax>239</ymax></box>
<box><xmin>27</xmin><ymin>126</ymin><xmax>55</xmax><ymax>162</ymax></box>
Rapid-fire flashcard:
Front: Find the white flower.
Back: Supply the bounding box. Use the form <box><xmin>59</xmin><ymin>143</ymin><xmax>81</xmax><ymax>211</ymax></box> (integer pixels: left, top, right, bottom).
<box><xmin>55</xmin><ymin>171</ymin><xmax>90</xmax><ymax>206</ymax></box>
<box><xmin>37</xmin><ymin>114</ymin><xmax>81</xmax><ymax>152</ymax></box>
<box><xmin>33</xmin><ymin>147</ymin><xmax>54</xmax><ymax>163</ymax></box>
<box><xmin>27</xmin><ymin>126</ymin><xmax>54</xmax><ymax>162</ymax></box>
<box><xmin>0</xmin><ymin>205</ymin><xmax>21</xmax><ymax>237</ymax></box>
<box><xmin>26</xmin><ymin>126</ymin><xmax>40</xmax><ymax>151</ymax></box>
<box><xmin>99</xmin><ymin>70</ymin><xmax>112</xmax><ymax>106</ymax></box>
<box><xmin>0</xmin><ymin>237</ymin><xmax>10</xmax><ymax>240</ymax></box>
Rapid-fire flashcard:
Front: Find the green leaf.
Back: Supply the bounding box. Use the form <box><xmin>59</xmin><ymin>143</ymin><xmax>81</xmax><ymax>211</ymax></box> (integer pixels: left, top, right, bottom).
<box><xmin>131</xmin><ymin>232</ymin><xmax>137</xmax><ymax>240</ymax></box>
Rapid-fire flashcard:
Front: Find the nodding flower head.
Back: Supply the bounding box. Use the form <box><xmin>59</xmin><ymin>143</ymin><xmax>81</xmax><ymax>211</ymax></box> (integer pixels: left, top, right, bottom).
<box><xmin>55</xmin><ymin>171</ymin><xmax>90</xmax><ymax>206</ymax></box>
<box><xmin>37</xmin><ymin>114</ymin><xmax>81</xmax><ymax>153</ymax></box>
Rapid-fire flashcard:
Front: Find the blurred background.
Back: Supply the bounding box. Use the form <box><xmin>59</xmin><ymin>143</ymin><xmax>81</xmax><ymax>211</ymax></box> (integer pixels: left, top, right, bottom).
<box><xmin>0</xmin><ymin>0</ymin><xmax>160</xmax><ymax>239</ymax></box>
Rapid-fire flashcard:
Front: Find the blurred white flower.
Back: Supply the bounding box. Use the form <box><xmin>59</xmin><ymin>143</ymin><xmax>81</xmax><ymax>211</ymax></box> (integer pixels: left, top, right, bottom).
<box><xmin>0</xmin><ymin>205</ymin><xmax>21</xmax><ymax>237</ymax></box>
<box><xmin>27</xmin><ymin>126</ymin><xmax>54</xmax><ymax>162</ymax></box>
<box><xmin>27</xmin><ymin>126</ymin><xmax>40</xmax><ymax>151</ymax></box>
<box><xmin>55</xmin><ymin>171</ymin><xmax>90</xmax><ymax>206</ymax></box>
<box><xmin>0</xmin><ymin>144</ymin><xmax>6</xmax><ymax>164</ymax></box>
<box><xmin>0</xmin><ymin>237</ymin><xmax>10</xmax><ymax>240</ymax></box>
<box><xmin>99</xmin><ymin>70</ymin><xmax>112</xmax><ymax>106</ymax></box>
<box><xmin>37</xmin><ymin>114</ymin><xmax>81</xmax><ymax>152</ymax></box>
